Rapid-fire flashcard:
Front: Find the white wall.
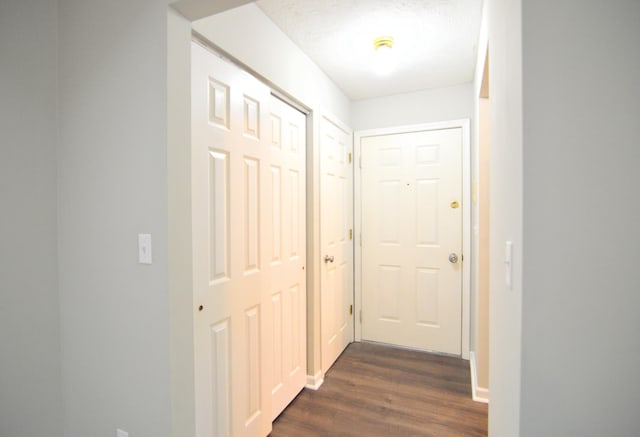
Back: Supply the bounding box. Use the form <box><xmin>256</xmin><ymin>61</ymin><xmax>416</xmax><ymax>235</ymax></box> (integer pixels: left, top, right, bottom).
<box><xmin>487</xmin><ymin>0</ymin><xmax>523</xmax><ymax>434</ymax></box>
<box><xmin>0</xmin><ymin>1</ymin><xmax>63</xmax><ymax>436</ymax></box>
<box><xmin>192</xmin><ymin>3</ymin><xmax>351</xmax><ymax>124</ymax></box>
<box><xmin>351</xmin><ymin>84</ymin><xmax>473</xmax><ymax>131</ymax></box>
<box><xmin>520</xmin><ymin>1</ymin><xmax>640</xmax><ymax>435</ymax></box>
<box><xmin>57</xmin><ymin>0</ymin><xmax>172</xmax><ymax>435</ymax></box>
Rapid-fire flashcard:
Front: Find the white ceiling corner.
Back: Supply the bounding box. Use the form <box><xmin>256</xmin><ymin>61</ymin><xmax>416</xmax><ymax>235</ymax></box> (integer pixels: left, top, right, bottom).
<box><xmin>255</xmin><ymin>0</ymin><xmax>484</xmax><ymax>100</ymax></box>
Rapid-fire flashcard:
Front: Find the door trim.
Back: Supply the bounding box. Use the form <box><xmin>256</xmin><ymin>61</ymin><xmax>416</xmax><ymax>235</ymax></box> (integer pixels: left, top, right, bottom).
<box><xmin>354</xmin><ymin>119</ymin><xmax>471</xmax><ymax>360</ymax></box>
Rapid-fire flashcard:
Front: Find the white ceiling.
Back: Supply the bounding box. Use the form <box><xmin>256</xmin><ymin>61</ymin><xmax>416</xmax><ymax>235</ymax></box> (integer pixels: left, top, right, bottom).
<box><xmin>255</xmin><ymin>0</ymin><xmax>484</xmax><ymax>100</ymax></box>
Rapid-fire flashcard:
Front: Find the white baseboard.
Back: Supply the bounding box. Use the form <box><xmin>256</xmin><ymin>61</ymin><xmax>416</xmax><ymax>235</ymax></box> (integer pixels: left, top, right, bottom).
<box><xmin>475</xmin><ymin>385</ymin><xmax>489</xmax><ymax>402</ymax></box>
<box><xmin>469</xmin><ymin>351</ymin><xmax>489</xmax><ymax>403</ymax></box>
<box><xmin>305</xmin><ymin>372</ymin><xmax>324</xmax><ymax>390</ymax></box>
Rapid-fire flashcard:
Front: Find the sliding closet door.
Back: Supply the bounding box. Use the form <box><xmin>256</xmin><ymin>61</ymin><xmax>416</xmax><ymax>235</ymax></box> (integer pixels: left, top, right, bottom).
<box><xmin>266</xmin><ymin>96</ymin><xmax>307</xmax><ymax>420</ymax></box>
<box><xmin>191</xmin><ymin>41</ymin><xmax>307</xmax><ymax>437</ymax></box>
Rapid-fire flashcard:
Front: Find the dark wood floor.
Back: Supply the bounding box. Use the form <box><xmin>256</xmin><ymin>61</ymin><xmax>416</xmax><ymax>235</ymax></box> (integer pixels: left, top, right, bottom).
<box><xmin>270</xmin><ymin>342</ymin><xmax>487</xmax><ymax>437</ymax></box>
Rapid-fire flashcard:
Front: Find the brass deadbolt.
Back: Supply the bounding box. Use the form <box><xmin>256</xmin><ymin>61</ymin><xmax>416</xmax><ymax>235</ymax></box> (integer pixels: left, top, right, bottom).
<box><xmin>450</xmin><ymin>201</ymin><xmax>460</xmax><ymax>209</ymax></box>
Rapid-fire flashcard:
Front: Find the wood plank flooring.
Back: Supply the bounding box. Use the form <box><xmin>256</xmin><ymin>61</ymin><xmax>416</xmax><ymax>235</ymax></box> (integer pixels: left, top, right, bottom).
<box><xmin>270</xmin><ymin>342</ymin><xmax>487</xmax><ymax>436</ymax></box>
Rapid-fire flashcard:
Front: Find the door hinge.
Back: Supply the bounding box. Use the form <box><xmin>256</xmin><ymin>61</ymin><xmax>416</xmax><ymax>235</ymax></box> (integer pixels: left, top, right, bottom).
<box><xmin>359</xmin><ymin>155</ymin><xmax>362</xmax><ymax>168</ymax></box>
<box><xmin>348</xmin><ymin>152</ymin><xmax>352</xmax><ymax>164</ymax></box>
<box><xmin>349</xmin><ymin>229</ymin><xmax>353</xmax><ymax>240</ymax></box>
<box><xmin>349</xmin><ymin>304</ymin><xmax>353</xmax><ymax>315</ymax></box>
<box><xmin>359</xmin><ymin>310</ymin><xmax>363</xmax><ymax>323</ymax></box>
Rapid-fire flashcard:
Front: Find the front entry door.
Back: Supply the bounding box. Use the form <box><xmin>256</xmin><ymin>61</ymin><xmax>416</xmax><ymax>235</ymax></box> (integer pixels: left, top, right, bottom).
<box><xmin>360</xmin><ymin>127</ymin><xmax>463</xmax><ymax>355</ymax></box>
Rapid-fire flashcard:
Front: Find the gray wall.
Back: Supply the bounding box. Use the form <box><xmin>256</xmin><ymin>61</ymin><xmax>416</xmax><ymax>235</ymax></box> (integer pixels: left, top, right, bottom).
<box><xmin>520</xmin><ymin>1</ymin><xmax>640</xmax><ymax>435</ymax></box>
<box><xmin>0</xmin><ymin>1</ymin><xmax>63</xmax><ymax>436</ymax></box>
<box><xmin>57</xmin><ymin>0</ymin><xmax>171</xmax><ymax>435</ymax></box>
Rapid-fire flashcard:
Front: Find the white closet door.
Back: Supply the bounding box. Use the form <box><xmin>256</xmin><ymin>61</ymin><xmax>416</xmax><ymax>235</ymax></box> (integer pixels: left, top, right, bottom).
<box><xmin>192</xmin><ymin>41</ymin><xmax>272</xmax><ymax>437</ymax></box>
<box><xmin>266</xmin><ymin>96</ymin><xmax>307</xmax><ymax>420</ymax></box>
<box><xmin>320</xmin><ymin>115</ymin><xmax>354</xmax><ymax>373</ymax></box>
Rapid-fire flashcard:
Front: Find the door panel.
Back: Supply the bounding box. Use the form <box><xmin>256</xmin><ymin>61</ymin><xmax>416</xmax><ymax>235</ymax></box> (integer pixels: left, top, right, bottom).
<box><xmin>361</xmin><ymin>128</ymin><xmax>463</xmax><ymax>355</ymax></box>
<box><xmin>266</xmin><ymin>96</ymin><xmax>307</xmax><ymax>420</ymax></box>
<box><xmin>192</xmin><ymin>42</ymin><xmax>306</xmax><ymax>437</ymax></box>
<box><xmin>192</xmin><ymin>41</ymin><xmax>271</xmax><ymax>437</ymax></box>
<box><xmin>320</xmin><ymin>115</ymin><xmax>354</xmax><ymax>373</ymax></box>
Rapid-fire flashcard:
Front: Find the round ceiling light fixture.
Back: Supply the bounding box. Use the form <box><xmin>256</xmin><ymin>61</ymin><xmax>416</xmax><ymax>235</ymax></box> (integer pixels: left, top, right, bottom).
<box><xmin>372</xmin><ymin>36</ymin><xmax>396</xmax><ymax>76</ymax></box>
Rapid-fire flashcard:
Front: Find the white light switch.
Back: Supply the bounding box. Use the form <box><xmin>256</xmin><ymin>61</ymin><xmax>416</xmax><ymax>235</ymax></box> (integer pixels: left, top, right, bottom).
<box><xmin>138</xmin><ymin>233</ymin><xmax>152</xmax><ymax>265</ymax></box>
<box><xmin>505</xmin><ymin>240</ymin><xmax>513</xmax><ymax>290</ymax></box>
<box><xmin>116</xmin><ymin>429</ymin><xmax>129</xmax><ymax>437</ymax></box>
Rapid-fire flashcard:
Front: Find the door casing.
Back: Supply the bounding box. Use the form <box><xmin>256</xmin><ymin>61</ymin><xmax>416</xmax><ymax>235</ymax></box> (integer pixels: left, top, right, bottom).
<box><xmin>354</xmin><ymin>119</ymin><xmax>471</xmax><ymax>359</ymax></box>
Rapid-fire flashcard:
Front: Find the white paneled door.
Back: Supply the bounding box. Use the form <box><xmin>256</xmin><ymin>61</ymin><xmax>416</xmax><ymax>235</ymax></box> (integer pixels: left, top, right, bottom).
<box><xmin>320</xmin><ymin>115</ymin><xmax>354</xmax><ymax>373</ymax></box>
<box><xmin>191</xmin><ymin>42</ymin><xmax>306</xmax><ymax>437</ymax></box>
<box><xmin>266</xmin><ymin>96</ymin><xmax>307</xmax><ymax>420</ymax></box>
<box><xmin>360</xmin><ymin>128</ymin><xmax>463</xmax><ymax>355</ymax></box>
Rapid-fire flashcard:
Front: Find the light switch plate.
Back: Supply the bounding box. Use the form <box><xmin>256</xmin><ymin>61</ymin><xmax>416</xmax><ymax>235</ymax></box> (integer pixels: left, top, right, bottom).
<box><xmin>116</xmin><ymin>429</ymin><xmax>129</xmax><ymax>437</ymax></box>
<box><xmin>138</xmin><ymin>233</ymin><xmax>152</xmax><ymax>265</ymax></box>
<box><xmin>505</xmin><ymin>240</ymin><xmax>513</xmax><ymax>290</ymax></box>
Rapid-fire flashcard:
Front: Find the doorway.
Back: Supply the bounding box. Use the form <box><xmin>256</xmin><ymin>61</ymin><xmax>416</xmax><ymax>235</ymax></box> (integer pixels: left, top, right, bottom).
<box><xmin>354</xmin><ymin>120</ymin><xmax>471</xmax><ymax>358</ymax></box>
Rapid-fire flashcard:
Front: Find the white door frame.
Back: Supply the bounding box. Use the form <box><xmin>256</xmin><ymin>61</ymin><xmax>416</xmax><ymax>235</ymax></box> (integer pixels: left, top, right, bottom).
<box><xmin>354</xmin><ymin>119</ymin><xmax>471</xmax><ymax>360</ymax></box>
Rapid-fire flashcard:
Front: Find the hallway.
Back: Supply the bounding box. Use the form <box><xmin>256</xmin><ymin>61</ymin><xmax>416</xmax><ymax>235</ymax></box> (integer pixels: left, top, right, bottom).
<box><xmin>270</xmin><ymin>342</ymin><xmax>488</xmax><ymax>436</ymax></box>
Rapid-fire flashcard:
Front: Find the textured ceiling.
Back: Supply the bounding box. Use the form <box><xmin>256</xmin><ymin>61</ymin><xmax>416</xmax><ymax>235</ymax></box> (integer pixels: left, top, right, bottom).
<box><xmin>256</xmin><ymin>0</ymin><xmax>483</xmax><ymax>100</ymax></box>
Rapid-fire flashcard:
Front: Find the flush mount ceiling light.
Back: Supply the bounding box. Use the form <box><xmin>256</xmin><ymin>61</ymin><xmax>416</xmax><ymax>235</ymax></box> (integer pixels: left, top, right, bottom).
<box><xmin>372</xmin><ymin>36</ymin><xmax>396</xmax><ymax>76</ymax></box>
